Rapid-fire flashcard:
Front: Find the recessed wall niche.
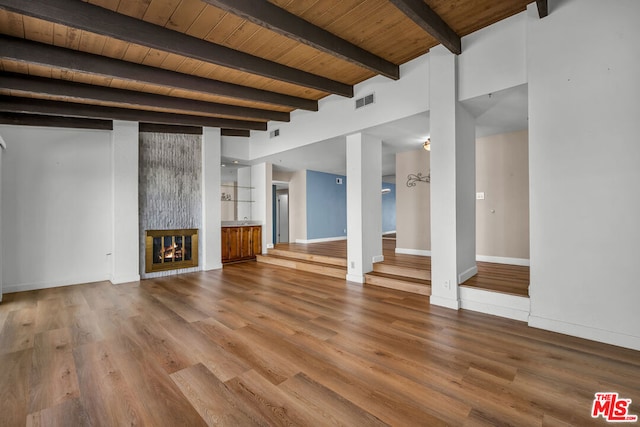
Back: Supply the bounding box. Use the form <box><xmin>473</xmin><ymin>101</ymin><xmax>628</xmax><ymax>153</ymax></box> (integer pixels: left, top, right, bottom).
<box><xmin>139</xmin><ymin>132</ymin><xmax>202</xmax><ymax>278</ymax></box>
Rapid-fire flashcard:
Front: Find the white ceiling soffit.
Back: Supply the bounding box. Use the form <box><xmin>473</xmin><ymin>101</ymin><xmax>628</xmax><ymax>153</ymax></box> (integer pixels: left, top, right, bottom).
<box><xmin>461</xmin><ymin>83</ymin><xmax>528</xmax><ymax>138</ymax></box>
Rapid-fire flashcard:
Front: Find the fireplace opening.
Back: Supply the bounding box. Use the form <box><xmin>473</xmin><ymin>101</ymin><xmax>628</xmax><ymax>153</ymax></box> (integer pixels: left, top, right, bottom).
<box><xmin>146</xmin><ymin>229</ymin><xmax>198</xmax><ymax>273</ymax></box>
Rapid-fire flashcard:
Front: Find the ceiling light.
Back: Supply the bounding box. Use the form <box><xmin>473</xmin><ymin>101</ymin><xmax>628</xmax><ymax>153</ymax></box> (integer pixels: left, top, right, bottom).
<box><xmin>423</xmin><ymin>138</ymin><xmax>431</xmax><ymax>151</ymax></box>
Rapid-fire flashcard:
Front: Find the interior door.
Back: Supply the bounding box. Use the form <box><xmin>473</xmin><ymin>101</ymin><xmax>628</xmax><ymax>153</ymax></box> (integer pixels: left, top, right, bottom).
<box><xmin>277</xmin><ymin>193</ymin><xmax>289</xmax><ymax>243</ymax></box>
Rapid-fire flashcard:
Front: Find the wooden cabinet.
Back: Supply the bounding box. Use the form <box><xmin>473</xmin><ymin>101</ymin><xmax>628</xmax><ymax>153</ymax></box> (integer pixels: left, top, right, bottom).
<box><xmin>222</xmin><ymin>225</ymin><xmax>261</xmax><ymax>263</ymax></box>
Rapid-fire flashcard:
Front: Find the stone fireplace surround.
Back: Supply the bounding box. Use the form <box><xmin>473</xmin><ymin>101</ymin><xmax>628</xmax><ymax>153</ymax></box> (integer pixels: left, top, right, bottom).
<box><xmin>139</xmin><ymin>132</ymin><xmax>202</xmax><ymax>279</ymax></box>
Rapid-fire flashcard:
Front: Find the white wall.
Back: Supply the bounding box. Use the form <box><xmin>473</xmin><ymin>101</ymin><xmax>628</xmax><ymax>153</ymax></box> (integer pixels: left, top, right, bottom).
<box><xmin>476</xmin><ymin>130</ymin><xmax>529</xmax><ymax>262</ymax></box>
<box><xmin>0</xmin><ymin>126</ymin><xmax>113</xmax><ymax>293</ymax></box>
<box><xmin>527</xmin><ymin>0</ymin><xmax>640</xmax><ymax>350</ymax></box>
<box><xmin>458</xmin><ymin>11</ymin><xmax>527</xmax><ymax>102</ymax></box>
<box><xmin>111</xmin><ymin>121</ymin><xmax>140</xmax><ymax>284</ymax></box>
<box><xmin>0</xmin><ymin>135</ymin><xmax>4</xmax><ymax>300</ymax></box>
<box><xmin>396</xmin><ymin>149</ymin><xmax>431</xmax><ymax>254</ymax></box>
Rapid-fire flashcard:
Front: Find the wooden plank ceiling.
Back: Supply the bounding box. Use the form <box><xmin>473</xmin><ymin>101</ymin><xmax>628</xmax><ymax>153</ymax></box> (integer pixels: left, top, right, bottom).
<box><xmin>0</xmin><ymin>0</ymin><xmax>535</xmax><ymax>134</ymax></box>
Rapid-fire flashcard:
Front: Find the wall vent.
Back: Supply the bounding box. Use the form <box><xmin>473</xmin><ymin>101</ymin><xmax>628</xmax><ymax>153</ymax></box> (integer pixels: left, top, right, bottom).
<box><xmin>269</xmin><ymin>128</ymin><xmax>280</xmax><ymax>138</ymax></box>
<box><xmin>355</xmin><ymin>93</ymin><xmax>375</xmax><ymax>109</ymax></box>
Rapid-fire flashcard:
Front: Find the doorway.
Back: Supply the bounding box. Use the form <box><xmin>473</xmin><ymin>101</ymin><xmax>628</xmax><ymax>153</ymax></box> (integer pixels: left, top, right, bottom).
<box><xmin>276</xmin><ymin>189</ymin><xmax>289</xmax><ymax>243</ymax></box>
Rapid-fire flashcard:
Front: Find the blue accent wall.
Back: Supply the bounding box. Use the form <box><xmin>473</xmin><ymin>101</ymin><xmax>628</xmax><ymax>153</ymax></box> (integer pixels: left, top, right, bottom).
<box><xmin>382</xmin><ymin>182</ymin><xmax>396</xmax><ymax>233</ymax></box>
<box><xmin>306</xmin><ymin>170</ymin><xmax>347</xmax><ymax>239</ymax></box>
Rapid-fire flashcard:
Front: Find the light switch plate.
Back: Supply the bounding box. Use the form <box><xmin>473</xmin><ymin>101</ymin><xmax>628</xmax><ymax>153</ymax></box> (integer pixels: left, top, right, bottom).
<box><xmin>476</xmin><ymin>192</ymin><xmax>485</xmax><ymax>200</ymax></box>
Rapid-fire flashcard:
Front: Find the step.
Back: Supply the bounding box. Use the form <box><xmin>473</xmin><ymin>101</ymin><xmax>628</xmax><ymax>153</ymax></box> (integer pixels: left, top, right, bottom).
<box><xmin>267</xmin><ymin>248</ymin><xmax>347</xmax><ymax>267</ymax></box>
<box><xmin>364</xmin><ymin>272</ymin><xmax>431</xmax><ymax>296</ymax></box>
<box><xmin>372</xmin><ymin>263</ymin><xmax>431</xmax><ymax>281</ymax></box>
<box><xmin>256</xmin><ymin>254</ymin><xmax>347</xmax><ymax>279</ymax></box>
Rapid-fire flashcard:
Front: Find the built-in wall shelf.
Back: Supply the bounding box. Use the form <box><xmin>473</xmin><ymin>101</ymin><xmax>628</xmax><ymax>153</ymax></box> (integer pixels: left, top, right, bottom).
<box><xmin>221</xmin><ymin>184</ymin><xmax>254</xmax><ymax>190</ymax></box>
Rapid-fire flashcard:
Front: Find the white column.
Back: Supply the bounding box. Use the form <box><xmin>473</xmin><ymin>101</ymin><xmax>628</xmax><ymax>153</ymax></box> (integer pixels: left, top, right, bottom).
<box><xmin>251</xmin><ymin>162</ymin><xmax>273</xmax><ymax>253</ymax></box>
<box><xmin>111</xmin><ymin>121</ymin><xmax>140</xmax><ymax>284</ymax></box>
<box><xmin>346</xmin><ymin>132</ymin><xmax>383</xmax><ymax>283</ymax></box>
<box><xmin>429</xmin><ymin>45</ymin><xmax>477</xmax><ymax>309</ymax></box>
<box><xmin>0</xmin><ymin>134</ymin><xmax>5</xmax><ymax>300</ymax></box>
<box><xmin>202</xmin><ymin>127</ymin><xmax>222</xmax><ymax>270</ymax></box>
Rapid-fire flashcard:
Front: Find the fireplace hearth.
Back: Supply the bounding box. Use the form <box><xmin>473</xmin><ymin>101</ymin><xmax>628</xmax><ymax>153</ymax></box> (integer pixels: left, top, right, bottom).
<box><xmin>145</xmin><ymin>229</ymin><xmax>198</xmax><ymax>273</ymax></box>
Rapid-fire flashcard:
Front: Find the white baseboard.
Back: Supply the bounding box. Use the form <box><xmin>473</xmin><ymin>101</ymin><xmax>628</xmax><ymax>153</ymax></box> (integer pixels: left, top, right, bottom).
<box><xmin>296</xmin><ymin>236</ymin><xmax>347</xmax><ymax>244</ymax></box>
<box><xmin>458</xmin><ymin>265</ymin><xmax>478</xmax><ymax>284</ymax></box>
<box><xmin>372</xmin><ymin>255</ymin><xmax>384</xmax><ymax>263</ymax></box>
<box><xmin>392</xmin><ymin>250</ymin><xmax>529</xmax><ymax>266</ymax></box>
<box><xmin>459</xmin><ymin>287</ymin><xmax>530</xmax><ymax>322</ymax></box>
<box><xmin>528</xmin><ymin>316</ymin><xmax>640</xmax><ymax>352</ymax></box>
<box><xmin>476</xmin><ymin>255</ymin><xmax>530</xmax><ymax>266</ymax></box>
<box><xmin>395</xmin><ymin>248</ymin><xmax>431</xmax><ymax>256</ymax></box>
<box><xmin>3</xmin><ymin>274</ymin><xmax>112</xmax><ymax>294</ymax></box>
<box><xmin>202</xmin><ymin>263</ymin><xmax>223</xmax><ymax>271</ymax></box>
<box><xmin>346</xmin><ymin>273</ymin><xmax>365</xmax><ymax>284</ymax></box>
<box><xmin>110</xmin><ymin>274</ymin><xmax>141</xmax><ymax>285</ymax></box>
<box><xmin>430</xmin><ymin>295</ymin><xmax>461</xmax><ymax>310</ymax></box>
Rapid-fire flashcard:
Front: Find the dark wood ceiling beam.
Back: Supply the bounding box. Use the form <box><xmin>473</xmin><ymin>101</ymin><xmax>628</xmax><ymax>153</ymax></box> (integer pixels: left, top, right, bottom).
<box><xmin>1</xmin><ymin>72</ymin><xmax>289</xmax><ymax>122</ymax></box>
<box><xmin>139</xmin><ymin>123</ymin><xmax>202</xmax><ymax>135</ymax></box>
<box><xmin>0</xmin><ymin>0</ymin><xmax>353</xmax><ymax>97</ymax></box>
<box><xmin>204</xmin><ymin>0</ymin><xmax>399</xmax><ymax>80</ymax></box>
<box><xmin>0</xmin><ymin>96</ymin><xmax>267</xmax><ymax>131</ymax></box>
<box><xmin>0</xmin><ymin>35</ymin><xmax>317</xmax><ymax>112</ymax></box>
<box><xmin>537</xmin><ymin>0</ymin><xmax>549</xmax><ymax>18</ymax></box>
<box><xmin>221</xmin><ymin>129</ymin><xmax>251</xmax><ymax>138</ymax></box>
<box><xmin>0</xmin><ymin>112</ymin><xmax>113</xmax><ymax>130</ymax></box>
<box><xmin>388</xmin><ymin>0</ymin><xmax>461</xmax><ymax>55</ymax></box>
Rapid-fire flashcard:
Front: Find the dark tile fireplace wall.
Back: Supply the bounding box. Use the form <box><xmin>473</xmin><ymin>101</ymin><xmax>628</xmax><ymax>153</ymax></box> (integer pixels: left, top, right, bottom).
<box><xmin>139</xmin><ymin>132</ymin><xmax>202</xmax><ymax>278</ymax></box>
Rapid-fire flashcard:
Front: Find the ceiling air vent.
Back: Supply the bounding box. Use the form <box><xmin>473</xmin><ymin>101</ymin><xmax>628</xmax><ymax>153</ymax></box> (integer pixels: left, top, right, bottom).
<box><xmin>270</xmin><ymin>128</ymin><xmax>280</xmax><ymax>138</ymax></box>
<box><xmin>355</xmin><ymin>93</ymin><xmax>375</xmax><ymax>109</ymax></box>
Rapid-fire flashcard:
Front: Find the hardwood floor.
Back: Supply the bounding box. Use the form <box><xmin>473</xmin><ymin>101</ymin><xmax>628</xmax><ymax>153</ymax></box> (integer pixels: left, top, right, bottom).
<box><xmin>1</xmin><ymin>263</ymin><xmax>638</xmax><ymax>426</ymax></box>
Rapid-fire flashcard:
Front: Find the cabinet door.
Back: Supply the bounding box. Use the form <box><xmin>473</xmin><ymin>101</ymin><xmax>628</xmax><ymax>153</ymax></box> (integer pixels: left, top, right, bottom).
<box><xmin>228</xmin><ymin>227</ymin><xmax>242</xmax><ymax>260</ymax></box>
<box><xmin>221</xmin><ymin>228</ymin><xmax>230</xmax><ymax>262</ymax></box>
<box><xmin>240</xmin><ymin>226</ymin><xmax>252</xmax><ymax>258</ymax></box>
<box><xmin>251</xmin><ymin>226</ymin><xmax>262</xmax><ymax>256</ymax></box>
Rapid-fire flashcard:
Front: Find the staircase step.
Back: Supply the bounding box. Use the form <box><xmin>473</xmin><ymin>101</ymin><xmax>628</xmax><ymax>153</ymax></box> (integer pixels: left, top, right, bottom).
<box><xmin>365</xmin><ymin>272</ymin><xmax>431</xmax><ymax>296</ymax></box>
<box><xmin>373</xmin><ymin>263</ymin><xmax>430</xmax><ymax>281</ymax></box>
<box><xmin>256</xmin><ymin>254</ymin><xmax>346</xmax><ymax>279</ymax></box>
<box><xmin>267</xmin><ymin>249</ymin><xmax>347</xmax><ymax>267</ymax></box>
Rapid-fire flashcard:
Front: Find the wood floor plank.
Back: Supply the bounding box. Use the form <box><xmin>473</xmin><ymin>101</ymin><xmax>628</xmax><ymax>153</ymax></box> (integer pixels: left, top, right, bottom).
<box><xmin>159</xmin><ymin>315</ymin><xmax>251</xmax><ymax>382</ymax></box>
<box><xmin>110</xmin><ymin>341</ymin><xmax>207</xmax><ymax>427</ymax></box>
<box><xmin>170</xmin><ymin>363</ymin><xmax>260</xmax><ymax>426</ymax></box>
<box><xmin>194</xmin><ymin>317</ymin><xmax>299</xmax><ymax>385</ymax></box>
<box><xmin>29</xmin><ymin>328</ymin><xmax>80</xmax><ymax>413</ymax></box>
<box><xmin>225</xmin><ymin>368</ymin><xmax>350</xmax><ymax>426</ymax></box>
<box><xmin>0</xmin><ymin>348</ymin><xmax>33</xmax><ymax>426</ymax></box>
<box><xmin>0</xmin><ymin>307</ymin><xmax>37</xmax><ymax>355</ymax></box>
<box><xmin>72</xmin><ymin>340</ymin><xmax>149</xmax><ymax>426</ymax></box>
<box><xmin>116</xmin><ymin>315</ymin><xmax>198</xmax><ymax>374</ymax></box>
<box><xmin>26</xmin><ymin>398</ymin><xmax>91</xmax><ymax>427</ymax></box>
<box><xmin>279</xmin><ymin>372</ymin><xmax>389</xmax><ymax>426</ymax></box>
